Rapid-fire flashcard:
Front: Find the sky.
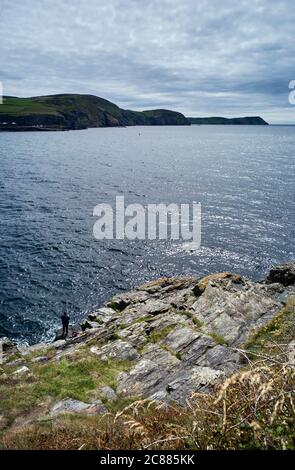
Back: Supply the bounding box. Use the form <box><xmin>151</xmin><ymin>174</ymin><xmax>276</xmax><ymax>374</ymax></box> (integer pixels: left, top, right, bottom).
<box><xmin>0</xmin><ymin>0</ymin><xmax>294</xmax><ymax>123</ymax></box>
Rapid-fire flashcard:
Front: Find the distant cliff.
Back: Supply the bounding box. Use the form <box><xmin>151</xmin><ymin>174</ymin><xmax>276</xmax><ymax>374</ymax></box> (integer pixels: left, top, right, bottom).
<box><xmin>0</xmin><ymin>94</ymin><xmax>189</xmax><ymax>131</ymax></box>
<box><xmin>188</xmin><ymin>116</ymin><xmax>269</xmax><ymax>125</ymax></box>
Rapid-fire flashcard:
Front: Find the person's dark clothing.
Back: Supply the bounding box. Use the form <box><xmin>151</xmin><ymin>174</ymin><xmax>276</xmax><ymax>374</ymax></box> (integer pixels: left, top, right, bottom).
<box><xmin>61</xmin><ymin>314</ymin><xmax>70</xmax><ymax>338</ymax></box>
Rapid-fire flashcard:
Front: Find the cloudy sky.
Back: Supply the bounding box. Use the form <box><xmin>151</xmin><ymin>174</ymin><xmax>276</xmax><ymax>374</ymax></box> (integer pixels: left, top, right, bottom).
<box><xmin>0</xmin><ymin>0</ymin><xmax>294</xmax><ymax>123</ymax></box>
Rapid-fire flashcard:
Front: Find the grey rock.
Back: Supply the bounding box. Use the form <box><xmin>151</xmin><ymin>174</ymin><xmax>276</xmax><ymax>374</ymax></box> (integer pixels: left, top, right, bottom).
<box><xmin>6</xmin><ymin>358</ymin><xmax>25</xmax><ymax>367</ymax></box>
<box><xmin>198</xmin><ymin>344</ymin><xmax>230</xmax><ymax>368</ymax></box>
<box><xmin>143</xmin><ymin>299</ymin><xmax>170</xmax><ymax>315</ymax></box>
<box><xmin>198</xmin><ymin>345</ymin><xmax>240</xmax><ymax>374</ymax></box>
<box><xmin>276</xmin><ymin>289</ymin><xmax>294</xmax><ymax>305</ymax></box>
<box><xmin>164</xmin><ymin>366</ymin><xmax>225</xmax><ymax>404</ymax></box>
<box><xmin>138</xmin><ymin>277</ymin><xmax>195</xmax><ymax>295</ymax></box>
<box><xmin>90</xmin><ymin>340</ymin><xmax>140</xmax><ymax>362</ymax></box>
<box><xmin>123</xmin><ymin>302</ymin><xmax>170</xmax><ymax>321</ymax></box>
<box><xmin>52</xmin><ymin>339</ymin><xmax>66</xmax><ymax>349</ymax></box>
<box><xmin>119</xmin><ymin>322</ymin><xmax>147</xmax><ymax>336</ymax></box>
<box><xmin>13</xmin><ymin>366</ymin><xmax>30</xmax><ymax>376</ymax></box>
<box><xmin>107</xmin><ymin>294</ymin><xmax>132</xmax><ymax>311</ymax></box>
<box><xmin>147</xmin><ymin>312</ymin><xmax>188</xmax><ymax>334</ymax></box>
<box><xmin>88</xmin><ymin>307</ymin><xmax>116</xmax><ymax>324</ymax></box>
<box><xmin>121</xmin><ymin>290</ymin><xmax>151</xmax><ymax>303</ymax></box>
<box><xmin>205</xmin><ymin>311</ymin><xmax>241</xmax><ymax>344</ymax></box>
<box><xmin>81</xmin><ymin>320</ymin><xmax>101</xmax><ymax>331</ymax></box>
<box><xmin>50</xmin><ymin>398</ymin><xmax>107</xmax><ymax>417</ymax></box>
<box><xmin>96</xmin><ymin>307</ymin><xmax>118</xmax><ymax>316</ymax></box>
<box><xmin>89</xmin><ymin>400</ymin><xmax>109</xmax><ymax>414</ymax></box>
<box><xmin>149</xmin><ymin>390</ymin><xmax>170</xmax><ymax>403</ymax></box>
<box><xmin>52</xmin><ymin>343</ymin><xmax>86</xmax><ymax>360</ymax></box>
<box><xmin>118</xmin><ymin>323</ymin><xmax>149</xmax><ymax>348</ymax></box>
<box><xmin>136</xmin><ymin>280</ymin><xmax>167</xmax><ymax>294</ymax></box>
<box><xmin>86</xmin><ymin>314</ymin><xmax>103</xmax><ymax>323</ymax></box>
<box><xmin>31</xmin><ymin>355</ymin><xmax>49</xmax><ymax>363</ymax></box>
<box><xmin>109</xmin><ymin>309</ymin><xmax>143</xmax><ymax>327</ymax></box>
<box><xmin>141</xmin><ymin>343</ymin><xmax>179</xmax><ymax>365</ymax></box>
<box><xmin>117</xmin><ymin>349</ymin><xmax>224</xmax><ymax>404</ymax></box>
<box><xmin>20</xmin><ymin>342</ymin><xmax>48</xmax><ymax>356</ymax></box>
<box><xmin>168</xmin><ymin>290</ymin><xmax>196</xmax><ymax>309</ymax></box>
<box><xmin>51</xmin><ymin>398</ymin><xmax>89</xmax><ymax>416</ymax></box>
<box><xmin>192</xmin><ymin>281</ymin><xmax>279</xmax><ymax>343</ymax></box>
<box><xmin>98</xmin><ymin>385</ymin><xmax>117</xmax><ymax>402</ymax></box>
<box><xmin>181</xmin><ymin>335</ymin><xmax>216</xmax><ymax>364</ymax></box>
<box><xmin>162</xmin><ymin>327</ymin><xmax>200</xmax><ymax>352</ymax></box>
<box><xmin>117</xmin><ymin>345</ymin><xmax>179</xmax><ymax>397</ymax></box>
<box><xmin>117</xmin><ymin>359</ymin><xmax>162</xmax><ymax>397</ymax></box>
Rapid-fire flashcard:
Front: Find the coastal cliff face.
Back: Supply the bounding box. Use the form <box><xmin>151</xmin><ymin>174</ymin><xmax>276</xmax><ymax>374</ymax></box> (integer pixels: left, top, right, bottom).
<box><xmin>0</xmin><ymin>95</ymin><xmax>189</xmax><ymax>131</ymax></box>
<box><xmin>188</xmin><ymin>116</ymin><xmax>269</xmax><ymax>125</ymax></box>
<box><xmin>0</xmin><ymin>263</ymin><xmax>294</xmax><ymax>449</ymax></box>
<box><xmin>0</xmin><ymin>95</ymin><xmax>268</xmax><ymax>131</ymax></box>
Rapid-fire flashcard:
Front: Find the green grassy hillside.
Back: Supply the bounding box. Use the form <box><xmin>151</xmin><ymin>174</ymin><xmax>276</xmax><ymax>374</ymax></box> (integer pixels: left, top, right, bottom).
<box><xmin>0</xmin><ymin>94</ymin><xmax>189</xmax><ymax>131</ymax></box>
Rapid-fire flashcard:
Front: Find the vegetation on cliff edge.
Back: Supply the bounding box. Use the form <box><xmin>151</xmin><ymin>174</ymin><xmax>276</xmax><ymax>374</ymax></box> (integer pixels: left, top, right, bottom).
<box><xmin>0</xmin><ymin>298</ymin><xmax>294</xmax><ymax>450</ymax></box>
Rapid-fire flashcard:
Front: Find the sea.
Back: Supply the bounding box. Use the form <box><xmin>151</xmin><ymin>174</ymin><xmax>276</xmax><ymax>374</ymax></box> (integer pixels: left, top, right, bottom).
<box><xmin>0</xmin><ymin>125</ymin><xmax>294</xmax><ymax>343</ymax></box>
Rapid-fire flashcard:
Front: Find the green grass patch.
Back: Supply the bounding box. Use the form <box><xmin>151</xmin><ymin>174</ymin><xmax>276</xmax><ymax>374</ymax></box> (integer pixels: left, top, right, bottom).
<box><xmin>25</xmin><ymin>346</ymin><xmax>55</xmax><ymax>361</ymax></box>
<box><xmin>181</xmin><ymin>311</ymin><xmax>204</xmax><ymax>328</ymax></box>
<box><xmin>0</xmin><ymin>353</ymin><xmax>133</xmax><ymax>420</ymax></box>
<box><xmin>244</xmin><ymin>296</ymin><xmax>295</xmax><ymax>356</ymax></box>
<box><xmin>148</xmin><ymin>325</ymin><xmax>175</xmax><ymax>343</ymax></box>
<box><xmin>2</xmin><ymin>351</ymin><xmax>22</xmax><ymax>363</ymax></box>
<box><xmin>134</xmin><ymin>316</ymin><xmax>154</xmax><ymax>324</ymax></box>
<box><xmin>156</xmin><ymin>343</ymin><xmax>182</xmax><ymax>360</ymax></box>
<box><xmin>109</xmin><ymin>333</ymin><xmax>121</xmax><ymax>340</ymax></box>
<box><xmin>209</xmin><ymin>332</ymin><xmax>228</xmax><ymax>346</ymax></box>
<box><xmin>0</xmin><ymin>97</ymin><xmax>58</xmax><ymax>116</ymax></box>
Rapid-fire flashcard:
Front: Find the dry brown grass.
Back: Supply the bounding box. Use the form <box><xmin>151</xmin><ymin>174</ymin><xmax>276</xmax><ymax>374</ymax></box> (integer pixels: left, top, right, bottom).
<box><xmin>1</xmin><ymin>357</ymin><xmax>294</xmax><ymax>450</ymax></box>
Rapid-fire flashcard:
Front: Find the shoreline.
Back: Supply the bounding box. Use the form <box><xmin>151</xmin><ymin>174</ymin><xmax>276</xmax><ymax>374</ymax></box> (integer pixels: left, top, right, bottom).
<box><xmin>2</xmin><ymin>261</ymin><xmax>294</xmax><ymax>352</ymax></box>
<box><xmin>0</xmin><ymin>262</ymin><xmax>294</xmax><ymax>448</ymax></box>
<box><xmin>0</xmin><ymin>263</ymin><xmax>287</xmax><ymax>347</ymax></box>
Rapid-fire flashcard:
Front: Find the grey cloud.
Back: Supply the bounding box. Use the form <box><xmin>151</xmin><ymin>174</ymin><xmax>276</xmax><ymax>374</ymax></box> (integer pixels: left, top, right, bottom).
<box><xmin>0</xmin><ymin>0</ymin><xmax>294</xmax><ymax>123</ymax></box>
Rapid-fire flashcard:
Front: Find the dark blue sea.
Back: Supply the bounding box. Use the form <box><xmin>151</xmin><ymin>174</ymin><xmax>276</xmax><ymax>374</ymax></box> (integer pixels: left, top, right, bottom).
<box><xmin>0</xmin><ymin>125</ymin><xmax>294</xmax><ymax>343</ymax></box>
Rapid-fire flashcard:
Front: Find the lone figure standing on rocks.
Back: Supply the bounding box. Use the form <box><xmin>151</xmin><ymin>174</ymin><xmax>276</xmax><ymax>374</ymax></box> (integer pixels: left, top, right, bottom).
<box><xmin>61</xmin><ymin>312</ymin><xmax>70</xmax><ymax>338</ymax></box>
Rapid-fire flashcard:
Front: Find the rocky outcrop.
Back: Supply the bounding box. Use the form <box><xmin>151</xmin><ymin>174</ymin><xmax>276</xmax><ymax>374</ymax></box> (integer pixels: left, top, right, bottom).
<box><xmin>0</xmin><ymin>337</ymin><xmax>17</xmax><ymax>354</ymax></box>
<box><xmin>266</xmin><ymin>262</ymin><xmax>295</xmax><ymax>286</ymax></box>
<box><xmin>50</xmin><ymin>398</ymin><xmax>107</xmax><ymax>417</ymax></box>
<box><xmin>1</xmin><ymin>263</ymin><xmax>294</xmax><ymax>422</ymax></box>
